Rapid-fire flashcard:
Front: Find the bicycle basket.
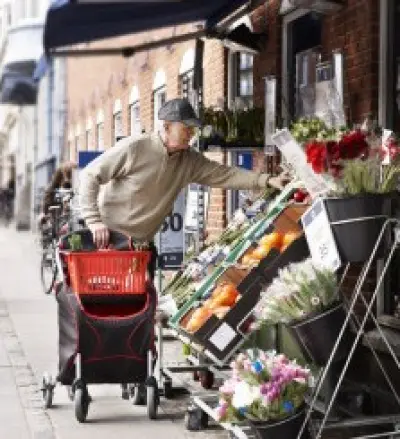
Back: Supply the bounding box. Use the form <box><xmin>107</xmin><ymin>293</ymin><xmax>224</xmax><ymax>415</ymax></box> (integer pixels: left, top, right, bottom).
<box><xmin>65</xmin><ymin>250</ymin><xmax>151</xmax><ymax>295</ymax></box>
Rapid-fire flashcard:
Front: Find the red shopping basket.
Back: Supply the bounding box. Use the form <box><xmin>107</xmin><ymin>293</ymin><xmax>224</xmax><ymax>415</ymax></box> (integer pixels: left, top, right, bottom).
<box><xmin>65</xmin><ymin>250</ymin><xmax>151</xmax><ymax>295</ymax></box>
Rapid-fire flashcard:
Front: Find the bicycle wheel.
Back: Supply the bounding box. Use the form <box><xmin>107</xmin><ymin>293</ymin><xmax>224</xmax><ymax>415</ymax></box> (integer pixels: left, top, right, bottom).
<box><xmin>40</xmin><ymin>248</ymin><xmax>58</xmax><ymax>295</ymax></box>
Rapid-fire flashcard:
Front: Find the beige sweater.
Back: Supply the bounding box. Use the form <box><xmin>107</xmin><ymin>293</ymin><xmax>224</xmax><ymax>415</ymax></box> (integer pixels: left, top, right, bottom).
<box><xmin>79</xmin><ymin>134</ymin><xmax>270</xmax><ymax>240</ymax></box>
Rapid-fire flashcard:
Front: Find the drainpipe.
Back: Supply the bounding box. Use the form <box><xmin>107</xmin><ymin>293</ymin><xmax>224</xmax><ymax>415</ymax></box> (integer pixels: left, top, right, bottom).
<box><xmin>31</xmin><ymin>104</ymin><xmax>38</xmax><ymax>230</ymax></box>
<box><xmin>47</xmin><ymin>57</ymin><xmax>54</xmax><ymax>161</ymax></box>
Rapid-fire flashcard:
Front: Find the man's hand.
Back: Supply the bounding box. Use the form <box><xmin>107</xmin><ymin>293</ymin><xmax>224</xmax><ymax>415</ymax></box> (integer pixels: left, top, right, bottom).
<box><xmin>88</xmin><ymin>222</ymin><xmax>110</xmax><ymax>249</ymax></box>
<box><xmin>267</xmin><ymin>171</ymin><xmax>291</xmax><ymax>191</ymax></box>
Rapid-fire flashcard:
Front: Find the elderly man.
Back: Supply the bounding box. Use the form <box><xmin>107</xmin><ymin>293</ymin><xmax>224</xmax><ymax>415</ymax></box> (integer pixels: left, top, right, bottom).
<box><xmin>79</xmin><ymin>98</ymin><xmax>288</xmax><ymax>249</ymax></box>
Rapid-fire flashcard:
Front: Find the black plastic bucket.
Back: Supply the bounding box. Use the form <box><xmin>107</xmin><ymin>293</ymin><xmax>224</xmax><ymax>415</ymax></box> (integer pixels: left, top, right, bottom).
<box><xmin>324</xmin><ymin>194</ymin><xmax>392</xmax><ymax>263</ymax></box>
<box><xmin>288</xmin><ymin>303</ymin><xmax>353</xmax><ymax>367</ymax></box>
<box><xmin>250</xmin><ymin>407</ymin><xmax>309</xmax><ymax>439</ymax></box>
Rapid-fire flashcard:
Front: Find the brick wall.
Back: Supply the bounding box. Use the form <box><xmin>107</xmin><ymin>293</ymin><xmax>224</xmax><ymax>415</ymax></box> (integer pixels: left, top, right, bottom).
<box><xmin>252</xmin><ymin>0</ymin><xmax>380</xmax><ymax>125</ymax></box>
<box><xmin>321</xmin><ymin>0</ymin><xmax>380</xmax><ymax>124</ymax></box>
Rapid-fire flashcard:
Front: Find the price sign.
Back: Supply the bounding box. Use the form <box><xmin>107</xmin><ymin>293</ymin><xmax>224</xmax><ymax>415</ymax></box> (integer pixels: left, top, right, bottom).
<box><xmin>301</xmin><ymin>199</ymin><xmax>341</xmax><ymax>272</ymax></box>
<box><xmin>156</xmin><ymin>191</ymin><xmax>185</xmax><ymax>269</ymax></box>
<box><xmin>272</xmin><ymin>129</ymin><xmax>331</xmax><ymax>197</ymax></box>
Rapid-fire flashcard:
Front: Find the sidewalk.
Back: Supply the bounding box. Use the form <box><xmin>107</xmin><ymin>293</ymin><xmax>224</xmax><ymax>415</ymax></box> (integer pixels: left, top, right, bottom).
<box><xmin>0</xmin><ymin>226</ymin><xmax>228</xmax><ymax>439</ymax></box>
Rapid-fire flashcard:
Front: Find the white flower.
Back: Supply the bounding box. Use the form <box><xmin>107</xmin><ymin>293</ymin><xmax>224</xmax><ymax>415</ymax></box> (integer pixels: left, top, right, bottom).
<box><xmin>231</xmin><ymin>382</ymin><xmax>259</xmax><ymax>409</ymax></box>
<box><xmin>311</xmin><ymin>296</ymin><xmax>321</xmax><ymax>306</ymax></box>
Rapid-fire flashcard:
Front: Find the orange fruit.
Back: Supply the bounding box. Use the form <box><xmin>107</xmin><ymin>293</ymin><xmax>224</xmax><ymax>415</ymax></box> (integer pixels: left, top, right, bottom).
<box><xmin>260</xmin><ymin>231</ymin><xmax>283</xmax><ymax>249</ymax></box>
<box><xmin>282</xmin><ymin>232</ymin><xmax>300</xmax><ymax>247</ymax></box>
<box><xmin>186</xmin><ymin>307</ymin><xmax>212</xmax><ymax>332</ymax></box>
<box><xmin>252</xmin><ymin>246</ymin><xmax>271</xmax><ymax>260</ymax></box>
<box><xmin>241</xmin><ymin>254</ymin><xmax>251</xmax><ymax>265</ymax></box>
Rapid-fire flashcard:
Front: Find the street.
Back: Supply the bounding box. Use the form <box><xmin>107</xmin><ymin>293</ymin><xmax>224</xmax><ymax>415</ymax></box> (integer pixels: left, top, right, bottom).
<box><xmin>0</xmin><ymin>226</ymin><xmax>227</xmax><ymax>439</ymax></box>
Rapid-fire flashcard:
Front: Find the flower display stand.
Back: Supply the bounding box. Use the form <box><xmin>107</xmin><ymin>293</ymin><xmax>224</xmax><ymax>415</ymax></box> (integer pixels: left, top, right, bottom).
<box><xmin>182</xmin><ymin>218</ymin><xmax>400</xmax><ymax>439</ymax></box>
<box><xmin>297</xmin><ymin>217</ymin><xmax>400</xmax><ymax>439</ymax></box>
<box><xmin>323</xmin><ymin>194</ymin><xmax>393</xmax><ymax>263</ymax></box>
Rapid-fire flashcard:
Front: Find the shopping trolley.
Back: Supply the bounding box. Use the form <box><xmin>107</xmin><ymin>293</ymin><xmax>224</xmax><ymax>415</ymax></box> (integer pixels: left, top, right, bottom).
<box><xmin>41</xmin><ymin>229</ymin><xmax>159</xmax><ymax>423</ymax></box>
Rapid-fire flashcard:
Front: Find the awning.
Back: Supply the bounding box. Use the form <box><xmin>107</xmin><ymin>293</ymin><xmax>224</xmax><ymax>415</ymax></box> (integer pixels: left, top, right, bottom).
<box><xmin>44</xmin><ymin>0</ymin><xmax>251</xmax><ymax>52</ymax></box>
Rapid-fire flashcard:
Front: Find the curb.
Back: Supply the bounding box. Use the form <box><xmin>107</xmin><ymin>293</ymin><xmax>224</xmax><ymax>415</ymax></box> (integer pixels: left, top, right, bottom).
<box><xmin>0</xmin><ymin>301</ymin><xmax>56</xmax><ymax>439</ymax></box>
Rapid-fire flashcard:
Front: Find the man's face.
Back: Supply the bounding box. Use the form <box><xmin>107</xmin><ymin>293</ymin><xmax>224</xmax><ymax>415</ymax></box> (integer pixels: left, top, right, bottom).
<box><xmin>165</xmin><ymin>122</ymin><xmax>196</xmax><ymax>151</ymax></box>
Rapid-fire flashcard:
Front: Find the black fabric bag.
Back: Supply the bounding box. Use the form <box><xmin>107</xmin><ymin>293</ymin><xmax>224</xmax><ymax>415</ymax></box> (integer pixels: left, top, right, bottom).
<box><xmin>56</xmin><ymin>284</ymin><xmax>156</xmax><ymax>385</ymax></box>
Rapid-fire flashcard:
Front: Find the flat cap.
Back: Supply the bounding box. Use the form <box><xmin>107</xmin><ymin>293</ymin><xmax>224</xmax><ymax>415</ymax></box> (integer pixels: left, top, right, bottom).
<box><xmin>158</xmin><ymin>98</ymin><xmax>201</xmax><ymax>127</ymax></box>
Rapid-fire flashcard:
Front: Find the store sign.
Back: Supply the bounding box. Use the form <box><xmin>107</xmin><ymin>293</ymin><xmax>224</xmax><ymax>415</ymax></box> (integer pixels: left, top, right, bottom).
<box><xmin>272</xmin><ymin>129</ymin><xmax>331</xmax><ymax>197</ymax></box>
<box><xmin>157</xmin><ymin>190</ymin><xmax>185</xmax><ymax>269</ymax></box>
<box><xmin>301</xmin><ymin>199</ymin><xmax>341</xmax><ymax>272</ymax></box>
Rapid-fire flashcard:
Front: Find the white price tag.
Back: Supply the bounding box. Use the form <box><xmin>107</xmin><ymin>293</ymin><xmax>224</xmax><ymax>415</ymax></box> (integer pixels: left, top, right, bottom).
<box><xmin>272</xmin><ymin>129</ymin><xmax>331</xmax><ymax>197</ymax></box>
<box><xmin>301</xmin><ymin>199</ymin><xmax>341</xmax><ymax>272</ymax></box>
<box><xmin>209</xmin><ymin>323</ymin><xmax>237</xmax><ymax>351</ymax></box>
<box><xmin>382</xmin><ymin>129</ymin><xmax>393</xmax><ymax>165</ymax></box>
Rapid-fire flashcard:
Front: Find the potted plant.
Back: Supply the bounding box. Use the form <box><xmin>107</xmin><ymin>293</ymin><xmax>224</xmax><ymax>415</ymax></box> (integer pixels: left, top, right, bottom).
<box><xmin>214</xmin><ymin>349</ymin><xmax>312</xmax><ymax>439</ymax></box>
<box><xmin>292</xmin><ymin>118</ymin><xmax>400</xmax><ymax>262</ymax></box>
<box><xmin>200</xmin><ymin>106</ymin><xmax>266</xmax><ymax>148</ymax></box>
<box><xmin>253</xmin><ymin>258</ymin><xmax>353</xmax><ymax>366</ymax></box>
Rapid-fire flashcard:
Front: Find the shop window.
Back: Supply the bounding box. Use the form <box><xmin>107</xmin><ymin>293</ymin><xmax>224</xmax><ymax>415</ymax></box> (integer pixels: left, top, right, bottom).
<box><xmin>228</xmin><ymin>152</ymin><xmax>253</xmax><ymax>217</ymax></box>
<box><xmin>282</xmin><ymin>11</ymin><xmax>322</xmax><ymax>123</ymax></box>
<box><xmin>129</xmin><ymin>101</ymin><xmax>141</xmax><ymax>137</ymax></box>
<box><xmin>96</xmin><ymin>122</ymin><xmax>104</xmax><ymax>150</ymax></box>
<box><xmin>153</xmin><ymin>86</ymin><xmax>166</xmax><ymax>132</ymax></box>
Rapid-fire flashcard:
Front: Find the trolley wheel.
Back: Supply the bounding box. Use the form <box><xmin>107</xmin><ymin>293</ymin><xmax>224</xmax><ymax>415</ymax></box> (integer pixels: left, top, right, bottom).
<box><xmin>130</xmin><ymin>383</ymin><xmax>146</xmax><ymax>406</ymax></box>
<box><xmin>147</xmin><ymin>377</ymin><xmax>159</xmax><ymax>420</ymax></box>
<box><xmin>40</xmin><ymin>251</ymin><xmax>57</xmax><ymax>295</ymax></box>
<box><xmin>185</xmin><ymin>406</ymin><xmax>208</xmax><ymax>431</ymax></box>
<box><xmin>42</xmin><ymin>373</ymin><xmax>54</xmax><ymax>409</ymax></box>
<box><xmin>199</xmin><ymin>371</ymin><xmax>214</xmax><ymax>390</ymax></box>
<box><xmin>163</xmin><ymin>379</ymin><xmax>173</xmax><ymax>399</ymax></box>
<box><xmin>74</xmin><ymin>387</ymin><xmax>90</xmax><ymax>423</ymax></box>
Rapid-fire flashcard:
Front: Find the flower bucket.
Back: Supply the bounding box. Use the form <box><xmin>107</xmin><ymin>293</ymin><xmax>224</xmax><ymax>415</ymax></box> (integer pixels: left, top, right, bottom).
<box><xmin>249</xmin><ymin>407</ymin><xmax>310</xmax><ymax>439</ymax></box>
<box><xmin>288</xmin><ymin>302</ymin><xmax>353</xmax><ymax>366</ymax></box>
<box><xmin>324</xmin><ymin>194</ymin><xmax>392</xmax><ymax>263</ymax></box>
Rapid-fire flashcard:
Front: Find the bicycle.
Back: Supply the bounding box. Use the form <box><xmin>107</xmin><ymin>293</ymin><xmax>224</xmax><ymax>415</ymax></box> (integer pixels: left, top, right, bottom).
<box><xmin>40</xmin><ymin>189</ymin><xmax>83</xmax><ymax>295</ymax></box>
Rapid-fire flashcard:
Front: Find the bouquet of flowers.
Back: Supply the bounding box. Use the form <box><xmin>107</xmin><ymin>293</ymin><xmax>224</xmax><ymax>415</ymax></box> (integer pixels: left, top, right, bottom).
<box><xmin>295</xmin><ymin>119</ymin><xmax>400</xmax><ymax>195</ymax></box>
<box><xmin>253</xmin><ymin>258</ymin><xmax>338</xmax><ymax>326</ymax></box>
<box><xmin>215</xmin><ymin>350</ymin><xmax>313</xmax><ymax>423</ymax></box>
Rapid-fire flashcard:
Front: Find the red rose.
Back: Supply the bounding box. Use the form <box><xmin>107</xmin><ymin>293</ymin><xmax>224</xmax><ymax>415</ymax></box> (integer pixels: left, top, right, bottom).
<box><xmin>306</xmin><ymin>141</ymin><xmax>327</xmax><ymax>174</ymax></box>
<box><xmin>338</xmin><ymin>130</ymin><xmax>369</xmax><ymax>160</ymax></box>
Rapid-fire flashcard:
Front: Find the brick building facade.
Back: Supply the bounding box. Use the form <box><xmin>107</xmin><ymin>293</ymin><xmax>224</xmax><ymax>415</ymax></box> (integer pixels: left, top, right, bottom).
<box><xmin>66</xmin><ymin>0</ymin><xmax>389</xmax><ymax>241</ymax></box>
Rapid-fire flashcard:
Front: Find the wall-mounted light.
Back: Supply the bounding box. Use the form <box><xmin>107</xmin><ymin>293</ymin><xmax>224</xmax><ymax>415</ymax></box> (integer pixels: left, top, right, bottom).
<box><xmin>280</xmin><ymin>0</ymin><xmax>344</xmax><ymax>15</ymax></box>
<box><xmin>219</xmin><ymin>23</ymin><xmax>267</xmax><ymax>54</ymax></box>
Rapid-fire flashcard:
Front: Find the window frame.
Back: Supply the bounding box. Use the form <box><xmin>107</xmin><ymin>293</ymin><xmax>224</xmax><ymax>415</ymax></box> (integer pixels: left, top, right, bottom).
<box><xmin>153</xmin><ymin>85</ymin><xmax>167</xmax><ymax>132</ymax></box>
<box><xmin>129</xmin><ymin>100</ymin><xmax>141</xmax><ymax>137</ymax></box>
<box><xmin>96</xmin><ymin>121</ymin><xmax>104</xmax><ymax>151</ymax></box>
<box><xmin>179</xmin><ymin>68</ymin><xmax>195</xmax><ymax>106</ymax></box>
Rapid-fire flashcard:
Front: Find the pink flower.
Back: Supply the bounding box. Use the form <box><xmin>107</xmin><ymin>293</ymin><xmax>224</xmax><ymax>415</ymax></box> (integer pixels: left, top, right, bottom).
<box><xmin>215</xmin><ymin>404</ymin><xmax>228</xmax><ymax>421</ymax></box>
<box><xmin>243</xmin><ymin>359</ymin><xmax>252</xmax><ymax>371</ymax></box>
<box><xmin>219</xmin><ymin>379</ymin><xmax>236</xmax><ymax>395</ymax></box>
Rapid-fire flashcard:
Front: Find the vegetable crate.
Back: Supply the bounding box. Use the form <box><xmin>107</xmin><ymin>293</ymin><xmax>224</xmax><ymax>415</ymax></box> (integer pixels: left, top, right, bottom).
<box><xmin>174</xmin><ymin>234</ymin><xmax>310</xmax><ymax>366</ymax></box>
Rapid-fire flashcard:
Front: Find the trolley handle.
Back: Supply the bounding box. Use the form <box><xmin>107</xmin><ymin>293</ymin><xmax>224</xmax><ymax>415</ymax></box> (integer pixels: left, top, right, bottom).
<box><xmin>59</xmin><ymin>228</ymin><xmax>132</xmax><ymax>251</ymax></box>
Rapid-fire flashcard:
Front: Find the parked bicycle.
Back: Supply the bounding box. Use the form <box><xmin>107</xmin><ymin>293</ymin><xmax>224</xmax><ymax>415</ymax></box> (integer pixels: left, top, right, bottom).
<box><xmin>40</xmin><ymin>189</ymin><xmax>83</xmax><ymax>294</ymax></box>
